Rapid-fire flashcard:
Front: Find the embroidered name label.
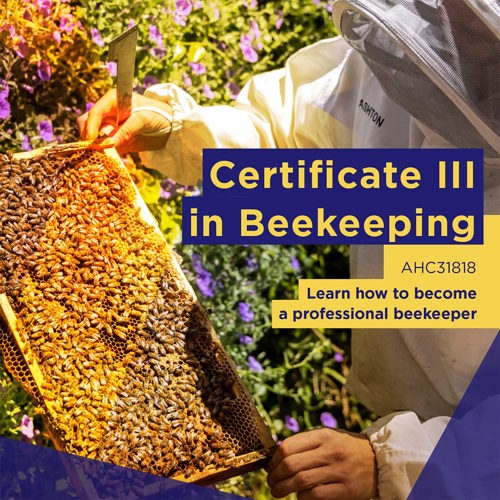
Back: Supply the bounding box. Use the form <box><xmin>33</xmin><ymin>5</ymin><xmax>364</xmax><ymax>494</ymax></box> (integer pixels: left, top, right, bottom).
<box><xmin>359</xmin><ymin>99</ymin><xmax>385</xmax><ymax>127</ymax></box>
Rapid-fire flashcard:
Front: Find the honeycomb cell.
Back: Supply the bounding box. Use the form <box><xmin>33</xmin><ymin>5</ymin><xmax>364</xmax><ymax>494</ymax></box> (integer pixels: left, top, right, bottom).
<box><xmin>0</xmin><ymin>149</ymin><xmax>274</xmax><ymax>483</ymax></box>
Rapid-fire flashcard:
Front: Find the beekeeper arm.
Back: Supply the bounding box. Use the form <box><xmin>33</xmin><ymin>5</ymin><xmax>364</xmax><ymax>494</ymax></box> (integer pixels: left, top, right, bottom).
<box><xmin>264</xmin><ymin>414</ymin><xmax>446</xmax><ymax>500</ymax></box>
<box><xmin>78</xmin><ymin>37</ymin><xmax>354</xmax><ymax>185</ymax></box>
<box><xmin>139</xmin><ymin>36</ymin><xmax>355</xmax><ymax>185</ymax></box>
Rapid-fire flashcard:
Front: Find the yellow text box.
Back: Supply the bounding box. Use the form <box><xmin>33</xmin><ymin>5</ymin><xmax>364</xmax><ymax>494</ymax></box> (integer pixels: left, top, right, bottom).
<box><xmin>272</xmin><ymin>216</ymin><xmax>500</xmax><ymax>329</ymax></box>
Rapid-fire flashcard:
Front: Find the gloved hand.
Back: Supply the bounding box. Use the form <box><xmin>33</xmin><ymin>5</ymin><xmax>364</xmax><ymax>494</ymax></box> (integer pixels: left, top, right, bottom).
<box><xmin>77</xmin><ymin>89</ymin><xmax>173</xmax><ymax>155</ymax></box>
<box><xmin>266</xmin><ymin>428</ymin><xmax>377</xmax><ymax>499</ymax></box>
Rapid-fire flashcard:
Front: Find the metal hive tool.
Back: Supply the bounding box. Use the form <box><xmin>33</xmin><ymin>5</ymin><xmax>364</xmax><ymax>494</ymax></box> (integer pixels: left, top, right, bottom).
<box><xmin>0</xmin><ymin>144</ymin><xmax>275</xmax><ymax>484</ymax></box>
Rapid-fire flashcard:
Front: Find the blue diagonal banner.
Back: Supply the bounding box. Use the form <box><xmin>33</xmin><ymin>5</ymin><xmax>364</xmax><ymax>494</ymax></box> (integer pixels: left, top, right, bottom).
<box><xmin>409</xmin><ymin>331</ymin><xmax>500</xmax><ymax>499</ymax></box>
<box><xmin>0</xmin><ymin>436</ymin><xmax>244</xmax><ymax>500</ymax></box>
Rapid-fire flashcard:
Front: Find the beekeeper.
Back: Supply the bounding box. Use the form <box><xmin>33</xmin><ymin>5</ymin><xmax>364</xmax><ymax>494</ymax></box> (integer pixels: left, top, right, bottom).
<box><xmin>78</xmin><ymin>0</ymin><xmax>499</xmax><ymax>498</ymax></box>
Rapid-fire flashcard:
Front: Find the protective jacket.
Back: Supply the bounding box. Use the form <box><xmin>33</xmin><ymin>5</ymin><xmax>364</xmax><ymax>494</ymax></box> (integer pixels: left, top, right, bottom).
<box><xmin>139</xmin><ymin>1</ymin><xmax>499</xmax><ymax>497</ymax></box>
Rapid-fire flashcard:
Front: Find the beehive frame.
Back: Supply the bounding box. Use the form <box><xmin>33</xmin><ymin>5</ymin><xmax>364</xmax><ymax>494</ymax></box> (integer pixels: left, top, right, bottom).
<box><xmin>0</xmin><ymin>144</ymin><xmax>275</xmax><ymax>485</ymax></box>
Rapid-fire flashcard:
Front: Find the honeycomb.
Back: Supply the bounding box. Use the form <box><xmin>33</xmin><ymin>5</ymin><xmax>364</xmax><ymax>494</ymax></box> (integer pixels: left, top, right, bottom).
<box><xmin>0</xmin><ymin>147</ymin><xmax>274</xmax><ymax>482</ymax></box>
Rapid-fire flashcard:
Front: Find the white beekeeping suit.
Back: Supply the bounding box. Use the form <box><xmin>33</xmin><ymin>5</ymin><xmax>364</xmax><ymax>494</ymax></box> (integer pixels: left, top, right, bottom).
<box><xmin>139</xmin><ymin>0</ymin><xmax>499</xmax><ymax>497</ymax></box>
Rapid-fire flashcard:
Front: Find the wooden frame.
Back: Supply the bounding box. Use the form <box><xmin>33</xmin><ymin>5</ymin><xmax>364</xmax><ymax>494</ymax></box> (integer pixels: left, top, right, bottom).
<box><xmin>0</xmin><ymin>144</ymin><xmax>276</xmax><ymax>486</ymax></box>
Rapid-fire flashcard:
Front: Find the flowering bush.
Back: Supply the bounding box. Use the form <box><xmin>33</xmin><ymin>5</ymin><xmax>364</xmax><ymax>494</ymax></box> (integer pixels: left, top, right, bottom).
<box><xmin>78</xmin><ymin>0</ymin><xmax>336</xmax><ymax>106</ymax></box>
<box><xmin>0</xmin><ymin>0</ymin><xmax>375</xmax><ymax>497</ymax></box>
<box><xmin>0</xmin><ymin>0</ymin><xmax>109</xmax><ymax>151</ymax></box>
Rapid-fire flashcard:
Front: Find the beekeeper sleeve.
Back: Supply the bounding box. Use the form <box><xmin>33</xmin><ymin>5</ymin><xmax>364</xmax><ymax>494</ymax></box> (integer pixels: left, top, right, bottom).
<box><xmin>364</xmin><ymin>392</ymin><xmax>500</xmax><ymax>499</ymax></box>
<box><xmin>363</xmin><ymin>412</ymin><xmax>449</xmax><ymax>498</ymax></box>
<box><xmin>138</xmin><ymin>37</ymin><xmax>353</xmax><ymax>186</ymax></box>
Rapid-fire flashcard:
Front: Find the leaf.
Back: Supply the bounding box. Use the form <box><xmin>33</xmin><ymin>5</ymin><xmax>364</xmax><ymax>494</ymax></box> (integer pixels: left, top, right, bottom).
<box><xmin>139</xmin><ymin>179</ymin><xmax>160</xmax><ymax>204</ymax></box>
<box><xmin>172</xmin><ymin>43</ymin><xmax>186</xmax><ymax>61</ymax></box>
<box><xmin>187</xmin><ymin>43</ymin><xmax>205</xmax><ymax>63</ymax></box>
<box><xmin>323</xmin><ymin>367</ymin><xmax>347</xmax><ymax>385</ymax></box>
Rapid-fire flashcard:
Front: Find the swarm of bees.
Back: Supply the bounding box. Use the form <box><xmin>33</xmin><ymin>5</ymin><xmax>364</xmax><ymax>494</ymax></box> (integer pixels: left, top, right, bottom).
<box><xmin>0</xmin><ymin>148</ymin><xmax>273</xmax><ymax>482</ymax></box>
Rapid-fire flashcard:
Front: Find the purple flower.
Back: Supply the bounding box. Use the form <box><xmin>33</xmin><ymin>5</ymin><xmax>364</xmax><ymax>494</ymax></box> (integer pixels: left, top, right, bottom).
<box><xmin>191</xmin><ymin>254</ymin><xmax>215</xmax><ymax>297</ymax></box>
<box><xmin>59</xmin><ymin>14</ymin><xmax>77</xmax><ymax>33</ymax></box>
<box><xmin>191</xmin><ymin>253</ymin><xmax>204</xmax><ymax>273</ymax></box>
<box><xmin>243</xmin><ymin>0</ymin><xmax>257</xmax><ymax>7</ymax></box>
<box><xmin>2</xmin><ymin>24</ymin><xmax>10</xmax><ymax>35</ymax></box>
<box><xmin>0</xmin><ymin>98</ymin><xmax>11</xmax><ymax>120</ymax></box>
<box><xmin>174</xmin><ymin>0</ymin><xmax>192</xmax><ymax>25</ymax></box>
<box><xmin>148</xmin><ymin>24</ymin><xmax>163</xmax><ymax>46</ymax></box>
<box><xmin>37</xmin><ymin>0</ymin><xmax>51</xmax><ymax>16</ymax></box>
<box><xmin>275</xmin><ymin>11</ymin><xmax>284</xmax><ymax>30</ymax></box>
<box><xmin>246</xmin><ymin>254</ymin><xmax>258</xmax><ymax>271</ymax></box>
<box><xmin>175</xmin><ymin>0</ymin><xmax>192</xmax><ymax>16</ymax></box>
<box><xmin>193</xmin><ymin>0</ymin><xmax>203</xmax><ymax>8</ymax></box>
<box><xmin>0</xmin><ymin>79</ymin><xmax>8</xmax><ymax>99</ymax></box>
<box><xmin>4</xmin><ymin>24</ymin><xmax>15</xmax><ymax>36</ymax></box>
<box><xmin>249</xmin><ymin>19</ymin><xmax>261</xmax><ymax>39</ymax></box>
<box><xmin>238</xmin><ymin>334</ymin><xmax>254</xmax><ymax>345</ymax></box>
<box><xmin>91</xmin><ymin>27</ymin><xmax>104</xmax><ymax>47</ymax></box>
<box><xmin>21</xmin><ymin>83</ymin><xmax>34</xmax><ymax>94</ymax></box>
<box><xmin>53</xmin><ymin>30</ymin><xmax>61</xmax><ymax>44</ymax></box>
<box><xmin>37</xmin><ymin>60</ymin><xmax>51</xmax><ymax>82</ymax></box>
<box><xmin>320</xmin><ymin>412</ymin><xmax>338</xmax><ymax>428</ymax></box>
<box><xmin>225</xmin><ymin>81</ymin><xmax>241</xmax><ymax>100</ymax></box>
<box><xmin>202</xmin><ymin>84</ymin><xmax>214</xmax><ymax>99</ymax></box>
<box><xmin>240</xmin><ymin>37</ymin><xmax>258</xmax><ymax>63</ymax></box>
<box><xmin>20</xmin><ymin>415</ymin><xmax>34</xmax><ymax>440</ymax></box>
<box><xmin>188</xmin><ymin>62</ymin><xmax>206</xmax><ymax>75</ymax></box>
<box><xmin>284</xmin><ymin>416</ymin><xmax>299</xmax><ymax>433</ymax></box>
<box><xmin>182</xmin><ymin>73</ymin><xmax>192</xmax><ymax>88</ymax></box>
<box><xmin>150</xmin><ymin>46</ymin><xmax>167</xmax><ymax>59</ymax></box>
<box><xmin>290</xmin><ymin>256</ymin><xmax>301</xmax><ymax>272</ymax></box>
<box><xmin>38</xmin><ymin>120</ymin><xmax>53</xmax><ymax>142</ymax></box>
<box><xmin>191</xmin><ymin>183</ymin><xmax>202</xmax><ymax>197</ymax></box>
<box><xmin>21</xmin><ymin>134</ymin><xmax>32</xmax><ymax>151</ymax></box>
<box><xmin>196</xmin><ymin>269</ymin><xmax>215</xmax><ymax>297</ymax></box>
<box><xmin>174</xmin><ymin>13</ymin><xmax>187</xmax><ymax>26</ymax></box>
<box><xmin>247</xmin><ymin>356</ymin><xmax>264</xmax><ymax>372</ymax></box>
<box><xmin>160</xmin><ymin>183</ymin><xmax>172</xmax><ymax>200</ymax></box>
<box><xmin>106</xmin><ymin>61</ymin><xmax>117</xmax><ymax>77</ymax></box>
<box><xmin>240</xmin><ymin>34</ymin><xmax>252</xmax><ymax>45</ymax></box>
<box><xmin>160</xmin><ymin>177</ymin><xmax>186</xmax><ymax>199</ymax></box>
<box><xmin>14</xmin><ymin>37</ymin><xmax>29</xmax><ymax>59</ymax></box>
<box><xmin>86</xmin><ymin>102</ymin><xmax>95</xmax><ymax>112</ymax></box>
<box><xmin>238</xmin><ymin>302</ymin><xmax>254</xmax><ymax>322</ymax></box>
<box><xmin>143</xmin><ymin>75</ymin><xmax>159</xmax><ymax>88</ymax></box>
<box><xmin>334</xmin><ymin>352</ymin><xmax>344</xmax><ymax>363</ymax></box>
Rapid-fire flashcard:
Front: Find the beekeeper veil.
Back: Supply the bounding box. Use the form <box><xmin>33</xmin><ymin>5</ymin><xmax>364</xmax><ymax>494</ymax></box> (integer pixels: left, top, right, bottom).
<box><xmin>332</xmin><ymin>0</ymin><xmax>500</xmax><ymax>156</ymax></box>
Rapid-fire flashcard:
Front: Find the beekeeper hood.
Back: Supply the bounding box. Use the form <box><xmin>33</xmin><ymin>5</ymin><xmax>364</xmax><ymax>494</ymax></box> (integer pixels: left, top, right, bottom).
<box><xmin>332</xmin><ymin>0</ymin><xmax>500</xmax><ymax>156</ymax></box>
